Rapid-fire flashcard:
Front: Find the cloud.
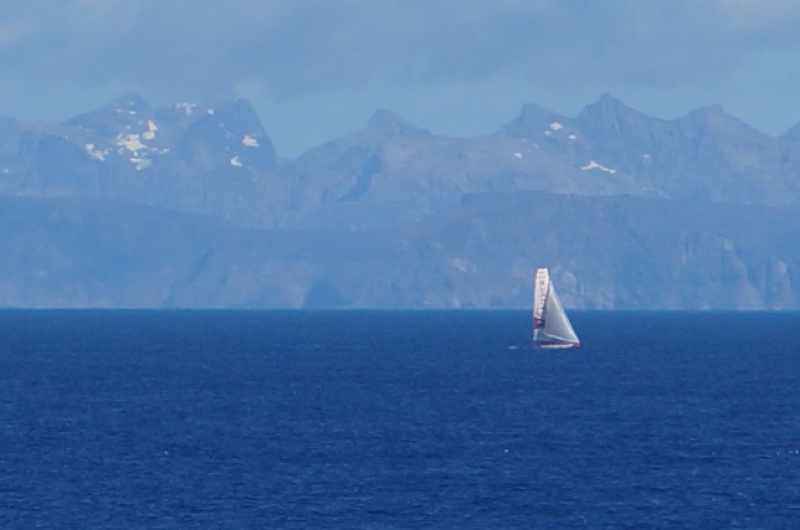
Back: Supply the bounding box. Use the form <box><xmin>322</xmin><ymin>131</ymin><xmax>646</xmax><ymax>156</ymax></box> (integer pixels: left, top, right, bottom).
<box><xmin>1</xmin><ymin>0</ymin><xmax>800</xmax><ymax>152</ymax></box>
<box><xmin>4</xmin><ymin>0</ymin><xmax>796</xmax><ymax>97</ymax></box>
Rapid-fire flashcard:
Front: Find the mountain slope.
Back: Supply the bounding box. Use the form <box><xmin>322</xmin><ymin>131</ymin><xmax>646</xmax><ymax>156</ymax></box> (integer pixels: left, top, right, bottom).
<box><xmin>1</xmin><ymin>94</ymin><xmax>800</xmax><ymax>309</ymax></box>
<box><xmin>1</xmin><ymin>193</ymin><xmax>798</xmax><ymax>309</ymax></box>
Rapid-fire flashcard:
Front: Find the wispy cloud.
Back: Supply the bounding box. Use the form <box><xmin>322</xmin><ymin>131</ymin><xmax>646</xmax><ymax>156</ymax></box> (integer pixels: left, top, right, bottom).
<box><xmin>1</xmin><ymin>1</ymin><xmax>799</xmax><ymax>153</ymax></box>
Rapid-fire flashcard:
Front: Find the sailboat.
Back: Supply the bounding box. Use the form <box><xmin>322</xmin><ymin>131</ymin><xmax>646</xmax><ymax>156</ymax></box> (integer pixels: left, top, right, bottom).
<box><xmin>532</xmin><ymin>267</ymin><xmax>581</xmax><ymax>349</ymax></box>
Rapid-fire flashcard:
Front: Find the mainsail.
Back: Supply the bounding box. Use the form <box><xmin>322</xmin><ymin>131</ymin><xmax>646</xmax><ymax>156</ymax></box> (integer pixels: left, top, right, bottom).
<box><xmin>532</xmin><ymin>268</ymin><xmax>580</xmax><ymax>348</ymax></box>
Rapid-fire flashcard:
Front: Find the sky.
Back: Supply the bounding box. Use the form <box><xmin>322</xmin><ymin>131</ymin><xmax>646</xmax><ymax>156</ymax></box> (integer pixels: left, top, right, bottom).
<box><xmin>2</xmin><ymin>0</ymin><xmax>800</xmax><ymax>156</ymax></box>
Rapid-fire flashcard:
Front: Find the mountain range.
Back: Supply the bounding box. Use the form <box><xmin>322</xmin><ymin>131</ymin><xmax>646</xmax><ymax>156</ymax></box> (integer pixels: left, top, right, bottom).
<box><xmin>1</xmin><ymin>93</ymin><xmax>799</xmax><ymax>309</ymax></box>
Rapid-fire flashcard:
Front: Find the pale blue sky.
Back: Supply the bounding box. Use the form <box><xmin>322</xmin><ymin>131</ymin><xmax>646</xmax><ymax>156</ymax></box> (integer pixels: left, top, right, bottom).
<box><xmin>2</xmin><ymin>0</ymin><xmax>800</xmax><ymax>156</ymax></box>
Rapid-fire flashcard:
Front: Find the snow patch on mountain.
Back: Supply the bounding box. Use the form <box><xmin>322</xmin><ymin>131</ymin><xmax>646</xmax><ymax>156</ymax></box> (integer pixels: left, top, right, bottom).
<box><xmin>242</xmin><ymin>134</ymin><xmax>259</xmax><ymax>148</ymax></box>
<box><xmin>142</xmin><ymin>120</ymin><xmax>158</xmax><ymax>140</ymax></box>
<box><xmin>581</xmin><ymin>160</ymin><xmax>617</xmax><ymax>174</ymax></box>
<box><xmin>85</xmin><ymin>143</ymin><xmax>109</xmax><ymax>161</ymax></box>
<box><xmin>174</xmin><ymin>102</ymin><xmax>196</xmax><ymax>115</ymax></box>
<box><xmin>118</xmin><ymin>133</ymin><xmax>146</xmax><ymax>153</ymax></box>
<box><xmin>130</xmin><ymin>157</ymin><xmax>151</xmax><ymax>171</ymax></box>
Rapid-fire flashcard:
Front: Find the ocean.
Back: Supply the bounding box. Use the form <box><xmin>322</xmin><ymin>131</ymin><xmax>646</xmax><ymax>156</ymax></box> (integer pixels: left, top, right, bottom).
<box><xmin>1</xmin><ymin>310</ymin><xmax>798</xmax><ymax>528</ymax></box>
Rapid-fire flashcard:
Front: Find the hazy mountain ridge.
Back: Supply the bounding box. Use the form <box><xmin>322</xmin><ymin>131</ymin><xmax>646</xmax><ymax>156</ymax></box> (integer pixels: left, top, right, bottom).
<box><xmin>0</xmin><ymin>95</ymin><xmax>287</xmax><ymax>229</ymax></box>
<box><xmin>1</xmin><ymin>94</ymin><xmax>799</xmax><ymax>309</ymax></box>
<box><xmin>284</xmin><ymin>93</ymin><xmax>800</xmax><ymax>231</ymax></box>
<box><xmin>1</xmin><ymin>192</ymin><xmax>798</xmax><ymax>309</ymax></box>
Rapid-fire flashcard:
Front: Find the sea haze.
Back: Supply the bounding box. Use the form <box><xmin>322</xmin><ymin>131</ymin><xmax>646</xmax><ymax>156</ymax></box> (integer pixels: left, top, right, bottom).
<box><xmin>1</xmin><ymin>310</ymin><xmax>798</xmax><ymax>527</ymax></box>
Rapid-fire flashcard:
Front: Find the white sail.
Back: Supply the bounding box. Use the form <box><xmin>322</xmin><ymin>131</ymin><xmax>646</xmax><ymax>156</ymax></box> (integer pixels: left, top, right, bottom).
<box><xmin>532</xmin><ymin>268</ymin><xmax>549</xmax><ymax>342</ymax></box>
<box><xmin>532</xmin><ymin>268</ymin><xmax>580</xmax><ymax>348</ymax></box>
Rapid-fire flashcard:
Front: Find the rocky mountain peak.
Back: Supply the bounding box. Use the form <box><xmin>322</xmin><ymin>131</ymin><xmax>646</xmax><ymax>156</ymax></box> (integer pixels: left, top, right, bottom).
<box><xmin>366</xmin><ymin>109</ymin><xmax>427</xmax><ymax>138</ymax></box>
<box><xmin>679</xmin><ymin>104</ymin><xmax>763</xmax><ymax>138</ymax></box>
<box><xmin>577</xmin><ymin>93</ymin><xmax>649</xmax><ymax>133</ymax></box>
<box><xmin>502</xmin><ymin>103</ymin><xmax>567</xmax><ymax>137</ymax></box>
<box><xmin>110</xmin><ymin>93</ymin><xmax>151</xmax><ymax>114</ymax></box>
<box><xmin>177</xmin><ymin>98</ymin><xmax>277</xmax><ymax>171</ymax></box>
<box><xmin>63</xmin><ymin>92</ymin><xmax>154</xmax><ymax>138</ymax></box>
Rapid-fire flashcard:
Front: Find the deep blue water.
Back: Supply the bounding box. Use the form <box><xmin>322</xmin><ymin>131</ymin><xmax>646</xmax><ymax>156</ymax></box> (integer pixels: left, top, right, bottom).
<box><xmin>1</xmin><ymin>310</ymin><xmax>799</xmax><ymax>528</ymax></box>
